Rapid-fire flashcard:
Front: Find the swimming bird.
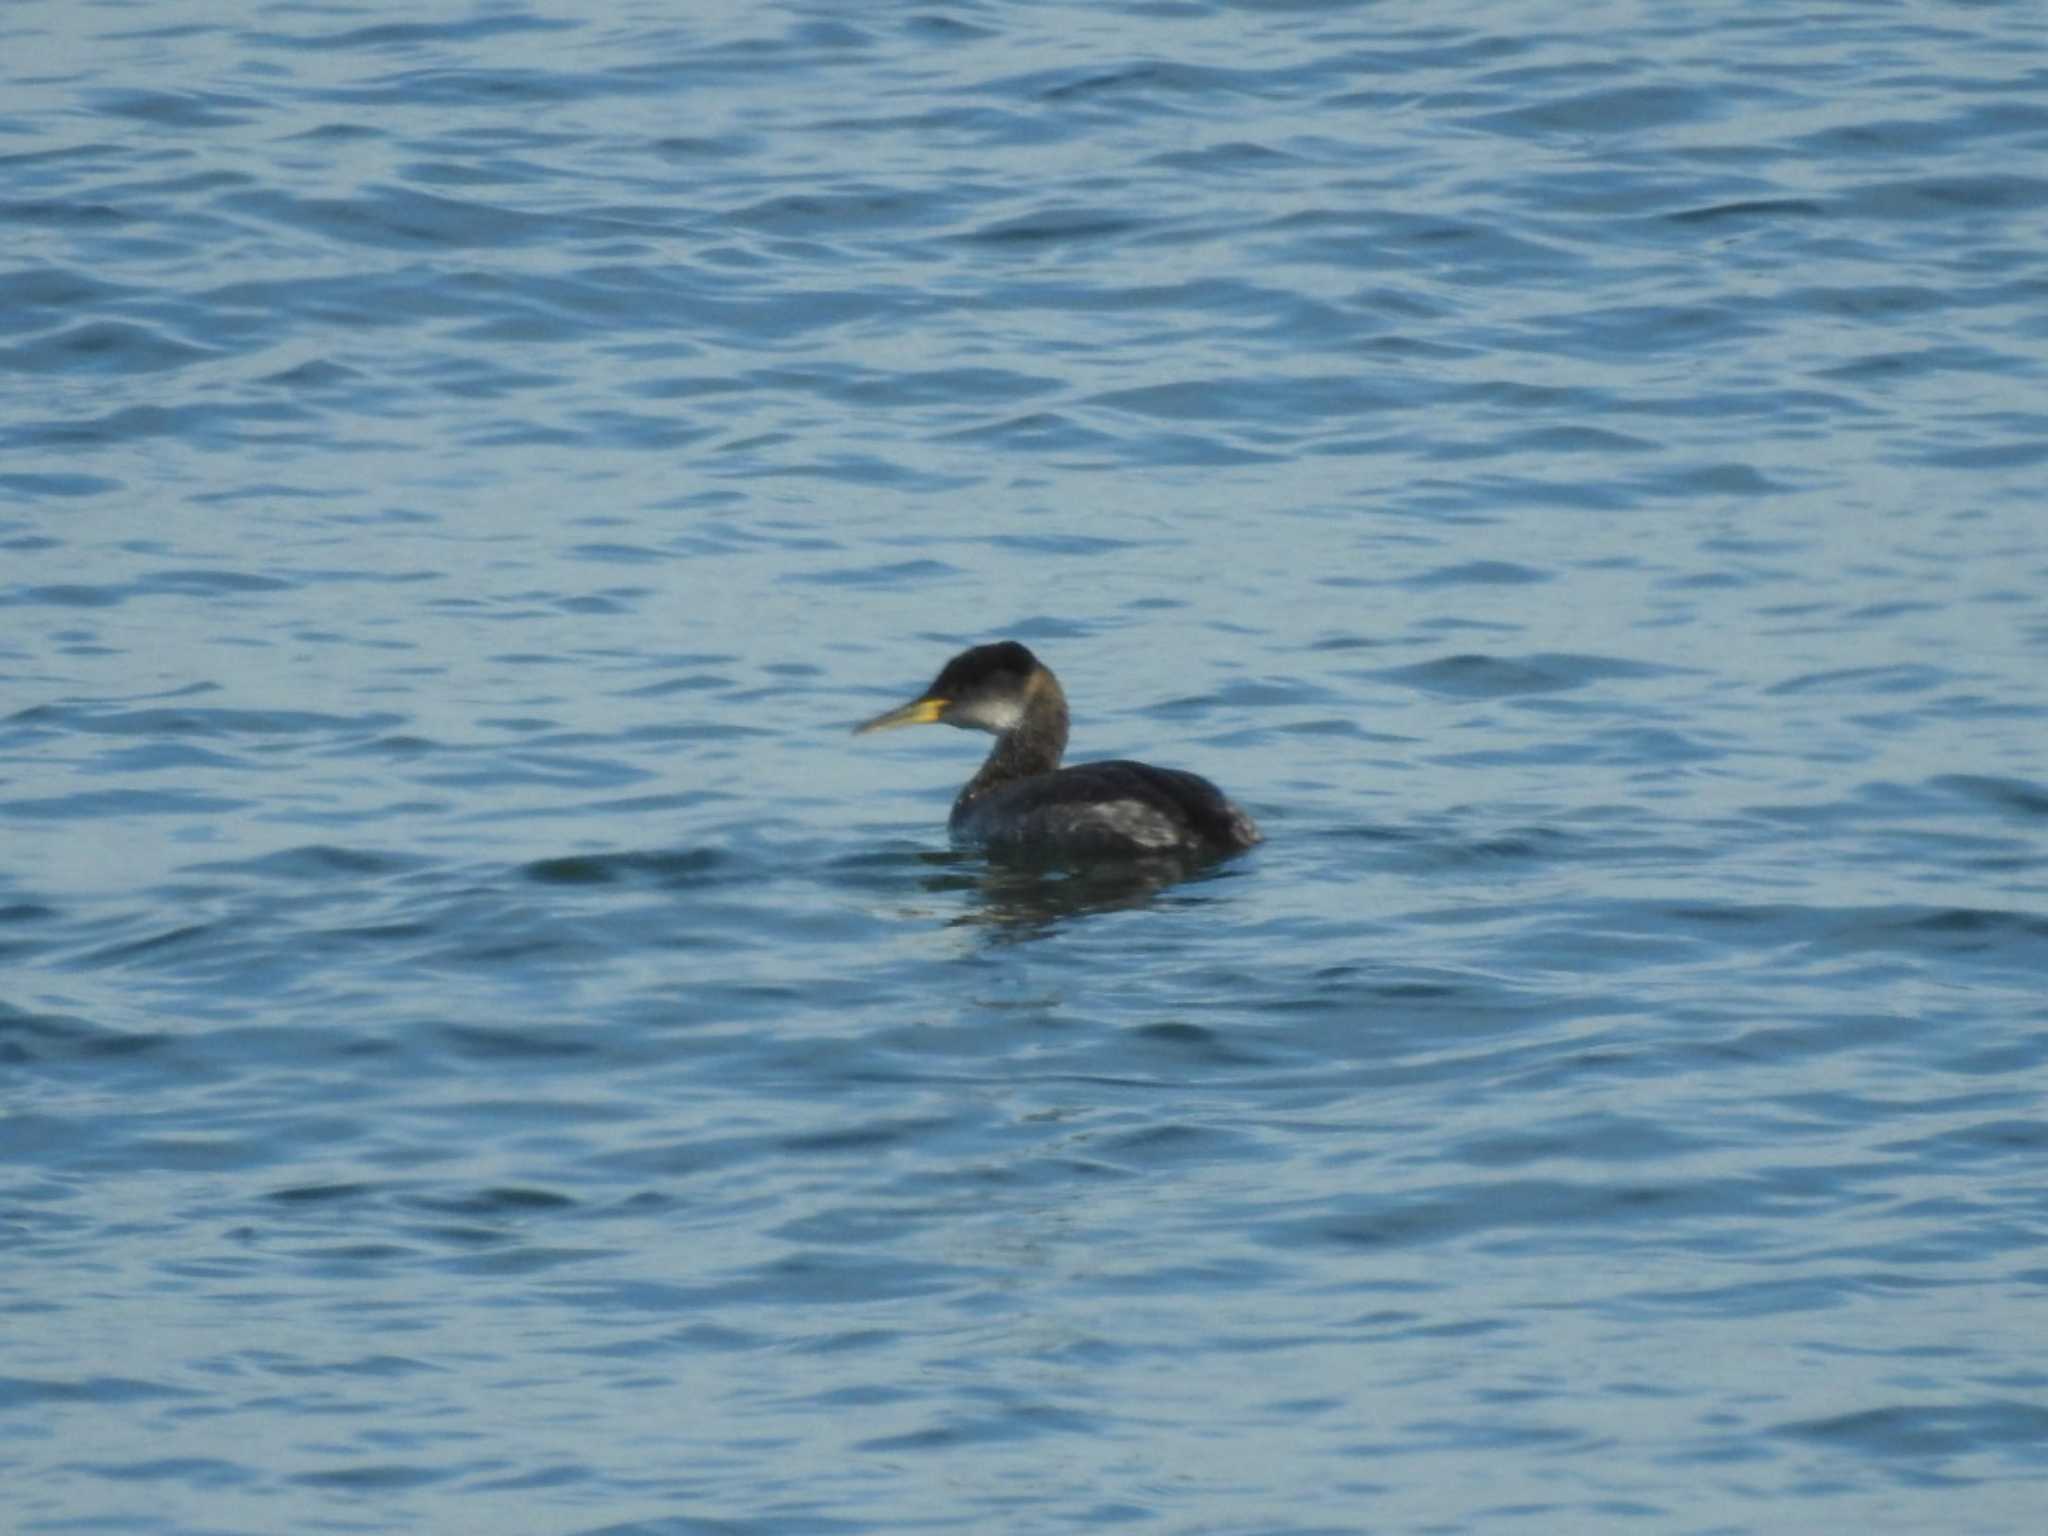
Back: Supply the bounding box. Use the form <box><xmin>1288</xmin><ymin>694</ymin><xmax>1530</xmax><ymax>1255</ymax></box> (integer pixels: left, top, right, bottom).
<box><xmin>854</xmin><ymin>641</ymin><xmax>1261</xmax><ymax>859</ymax></box>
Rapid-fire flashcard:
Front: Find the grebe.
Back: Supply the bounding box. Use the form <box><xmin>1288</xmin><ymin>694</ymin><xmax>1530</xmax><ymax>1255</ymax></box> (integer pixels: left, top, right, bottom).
<box><xmin>854</xmin><ymin>641</ymin><xmax>1261</xmax><ymax>859</ymax></box>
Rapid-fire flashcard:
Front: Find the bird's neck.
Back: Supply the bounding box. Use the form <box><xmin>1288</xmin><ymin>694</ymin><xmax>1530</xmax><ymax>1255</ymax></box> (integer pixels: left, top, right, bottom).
<box><xmin>961</xmin><ymin>668</ymin><xmax>1068</xmax><ymax>802</ymax></box>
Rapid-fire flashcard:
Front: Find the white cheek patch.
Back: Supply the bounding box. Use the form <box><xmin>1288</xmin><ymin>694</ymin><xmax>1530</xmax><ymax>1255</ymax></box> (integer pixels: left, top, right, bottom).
<box><xmin>957</xmin><ymin>696</ymin><xmax>1023</xmax><ymax>734</ymax></box>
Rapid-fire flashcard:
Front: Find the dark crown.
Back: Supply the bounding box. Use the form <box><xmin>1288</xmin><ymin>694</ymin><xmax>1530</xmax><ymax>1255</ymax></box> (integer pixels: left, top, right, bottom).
<box><xmin>930</xmin><ymin>641</ymin><xmax>1039</xmax><ymax>698</ymax></box>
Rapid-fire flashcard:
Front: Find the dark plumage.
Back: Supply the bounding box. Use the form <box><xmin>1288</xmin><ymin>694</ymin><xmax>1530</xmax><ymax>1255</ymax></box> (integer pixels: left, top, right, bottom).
<box><xmin>854</xmin><ymin>641</ymin><xmax>1261</xmax><ymax>859</ymax></box>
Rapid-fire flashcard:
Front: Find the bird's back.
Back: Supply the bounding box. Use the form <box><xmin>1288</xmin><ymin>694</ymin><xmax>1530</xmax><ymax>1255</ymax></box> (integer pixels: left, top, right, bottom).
<box><xmin>951</xmin><ymin>759</ymin><xmax>1260</xmax><ymax>858</ymax></box>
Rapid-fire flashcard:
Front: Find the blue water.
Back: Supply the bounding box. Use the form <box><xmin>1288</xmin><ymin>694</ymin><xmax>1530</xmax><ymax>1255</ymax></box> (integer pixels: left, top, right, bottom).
<box><xmin>6</xmin><ymin>1</ymin><xmax>2048</xmax><ymax>1531</ymax></box>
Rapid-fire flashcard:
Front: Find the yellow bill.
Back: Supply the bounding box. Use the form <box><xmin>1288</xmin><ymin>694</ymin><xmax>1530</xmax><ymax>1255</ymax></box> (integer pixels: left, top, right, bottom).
<box><xmin>853</xmin><ymin>696</ymin><xmax>948</xmax><ymax>734</ymax></box>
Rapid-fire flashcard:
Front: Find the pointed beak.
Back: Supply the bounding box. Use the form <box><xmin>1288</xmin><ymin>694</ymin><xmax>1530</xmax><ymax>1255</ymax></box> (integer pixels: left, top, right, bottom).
<box><xmin>853</xmin><ymin>695</ymin><xmax>948</xmax><ymax>735</ymax></box>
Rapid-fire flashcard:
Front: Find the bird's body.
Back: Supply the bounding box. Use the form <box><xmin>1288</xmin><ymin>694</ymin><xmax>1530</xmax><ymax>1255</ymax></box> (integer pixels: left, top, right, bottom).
<box><xmin>855</xmin><ymin>641</ymin><xmax>1260</xmax><ymax>860</ymax></box>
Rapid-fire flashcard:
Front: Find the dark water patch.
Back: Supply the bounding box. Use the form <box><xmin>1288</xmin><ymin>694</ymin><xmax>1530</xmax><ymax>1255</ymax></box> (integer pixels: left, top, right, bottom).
<box><xmin>786</xmin><ymin>363</ymin><xmax>1056</xmax><ymax>409</ymax></box>
<box><xmin>1273</xmin><ymin>716</ymin><xmax>1382</xmax><ymax>741</ymax></box>
<box><xmin>264</xmin><ymin>357</ymin><xmax>363</xmax><ymax>389</ymax></box>
<box><xmin>89</xmin><ymin>88</ymin><xmax>258</xmax><ymax>129</ymax></box>
<box><xmin>781</xmin><ymin>1114</ymin><xmax>960</xmax><ymax>1157</ymax></box>
<box><xmin>622</xmin><ymin>720</ymin><xmax>774</xmax><ymax>753</ymax></box>
<box><xmin>793</xmin><ymin>558</ymin><xmax>958</xmax><ymax>587</ymax></box>
<box><xmin>1144</xmin><ymin>675</ymin><xmax>1331</xmax><ymax>717</ymax></box>
<box><xmin>1037</xmin><ymin>274</ymin><xmax>1310</xmax><ymax>321</ymax></box>
<box><xmin>651</xmin><ymin>133</ymin><xmax>757</xmax><ymax>161</ymax></box>
<box><xmin>1888</xmin><ymin>1118</ymin><xmax>2048</xmax><ymax>1165</ymax></box>
<box><xmin>0</xmin><ymin>582</ymin><xmax>130</xmax><ymax>609</ymax></box>
<box><xmin>962</xmin><ymin>207</ymin><xmax>1149</xmax><ymax>248</ymax></box>
<box><xmin>1866</xmin><ymin>906</ymin><xmax>2048</xmax><ymax>948</ymax></box>
<box><xmin>467</xmin><ymin>1462</ymin><xmax>595</xmax><ymax>1493</ymax></box>
<box><xmin>0</xmin><ymin>265</ymin><xmax>139</xmax><ymax>324</ymax></box>
<box><xmin>729</xmin><ymin>451</ymin><xmax>977</xmax><ymax>489</ymax></box>
<box><xmin>1623</xmin><ymin>901</ymin><xmax>2048</xmax><ymax>976</ymax></box>
<box><xmin>1089</xmin><ymin>374</ymin><xmax>1400</xmax><ymax>426</ymax></box>
<box><xmin>1622</xmin><ymin>1272</ymin><xmax>1882</xmax><ymax>1322</ymax></box>
<box><xmin>436</xmin><ymin>1024</ymin><xmax>604</xmax><ymax>1062</ymax></box>
<box><xmin>1862</xmin><ymin>693</ymin><xmax>2048</xmax><ymax>729</ymax></box>
<box><xmin>1814</xmin><ymin>343</ymin><xmax>2019</xmax><ymax>386</ymax></box>
<box><xmin>1105</xmin><ymin>430</ymin><xmax>1277</xmax><ymax>466</ymax></box>
<box><xmin>1263</xmin><ymin>1175</ymin><xmax>1784</xmax><ymax>1256</ymax></box>
<box><xmin>290</xmin><ymin>1463</ymin><xmax>451</xmax><ymax>1491</ymax></box>
<box><xmin>141</xmin><ymin>568</ymin><xmax>295</xmax><ymax>595</ymax></box>
<box><xmin>1447</xmin><ymin>1113</ymin><xmax>1717</xmax><ymax>1170</ymax></box>
<box><xmin>253</xmin><ymin>13</ymin><xmax>580</xmax><ymax>52</ymax></box>
<box><xmin>1123</xmin><ymin>1021</ymin><xmax>1273</xmax><ymax>1069</ymax></box>
<box><xmin>0</xmin><ymin>1376</ymin><xmax>198</xmax><ymax>1410</ymax></box>
<box><xmin>1776</xmin><ymin>1401</ymin><xmax>2048</xmax><ymax>1466</ymax></box>
<box><xmin>1766</xmin><ymin>663</ymin><xmax>1952</xmax><ymax>697</ymax></box>
<box><xmin>223</xmin><ymin>184</ymin><xmax>599</xmax><ymax>252</ymax></box>
<box><xmin>3</xmin><ymin>398</ymin><xmax>318</xmax><ymax>452</ymax></box>
<box><xmin>186</xmin><ymin>844</ymin><xmax>425</xmax><ymax>881</ymax></box>
<box><xmin>0</xmin><ymin>197</ymin><xmax>139</xmax><ymax>233</ymax></box>
<box><xmin>822</xmin><ymin>846</ymin><xmax>964</xmax><ymax>894</ymax></box>
<box><xmin>64</xmin><ymin>1456</ymin><xmax>253</xmax><ymax>1487</ymax></box>
<box><xmin>570</xmin><ymin>542</ymin><xmax>668</xmax><ymax>565</ymax></box>
<box><xmin>1403</xmin><ymin>561</ymin><xmax>1551</xmax><ymax>589</ymax></box>
<box><xmin>1413</xmin><ymin>827</ymin><xmax>1580</xmax><ymax>870</ymax></box>
<box><xmin>250</xmin><ymin>1352</ymin><xmax>444</xmax><ymax>1381</ymax></box>
<box><xmin>820</xmin><ymin>101</ymin><xmax>1055</xmax><ymax>148</ymax></box>
<box><xmin>560</xmin><ymin>1253</ymin><xmax>966</xmax><ymax>1313</ymax></box>
<box><xmin>1096</xmin><ymin>1119</ymin><xmax>1263</xmax><ymax>1168</ymax></box>
<box><xmin>1780</xmin><ymin>284</ymin><xmax>1950</xmax><ymax>326</ymax></box>
<box><xmin>1489</xmin><ymin>424</ymin><xmax>1656</xmax><ymax>456</ymax></box>
<box><xmin>522</xmin><ymin>849</ymin><xmax>728</xmax><ymax>889</ymax></box>
<box><xmin>938</xmin><ymin>410</ymin><xmax>1121</xmax><ymax>452</ymax></box>
<box><xmin>1017</xmin><ymin>58</ymin><xmax>1304</xmax><ymax>107</ymax></box>
<box><xmin>409</xmin><ymin>1186</ymin><xmax>578</xmax><ymax>1216</ymax></box>
<box><xmin>1374</xmin><ymin>652</ymin><xmax>1675</xmax><ymax>699</ymax></box>
<box><xmin>1845</xmin><ymin>599</ymin><xmax>1941</xmax><ymax>623</ymax></box>
<box><xmin>791</xmin><ymin>1328</ymin><xmax>903</xmax><ymax>1360</ymax></box>
<box><xmin>70</xmin><ymin>922</ymin><xmax>219</xmax><ymax>969</ymax></box>
<box><xmin>568</xmin><ymin>1513</ymin><xmax>871</xmax><ymax>1536</ymax></box>
<box><xmin>1918</xmin><ymin>437</ymin><xmax>2048</xmax><ymax>472</ymax></box>
<box><xmin>338</xmin><ymin>732</ymin><xmax>445</xmax><ymax>761</ymax></box>
<box><xmin>1465</xmin><ymin>82</ymin><xmax>1726</xmax><ymax>138</ymax></box>
<box><xmin>1150</xmin><ymin>139</ymin><xmax>1304</xmax><ymax>175</ymax></box>
<box><xmin>1667</xmin><ymin>197</ymin><xmax>1828</xmax><ymax>225</ymax></box>
<box><xmin>626</xmin><ymin>671</ymin><xmax>749</xmax><ymax>704</ymax></box>
<box><xmin>729</xmin><ymin>188</ymin><xmax>970</xmax><ymax>238</ymax></box>
<box><xmin>9</xmin><ymin>703</ymin><xmax>406</xmax><ymax>739</ymax></box>
<box><xmin>855</xmin><ymin>1401</ymin><xmax>1098</xmax><ymax>1453</ymax></box>
<box><xmin>0</xmin><ymin>1004</ymin><xmax>163</xmax><ymax>1066</ymax></box>
<box><xmin>1795</xmin><ymin>112</ymin><xmax>2020</xmax><ymax>161</ymax></box>
<box><xmin>1931</xmin><ymin>774</ymin><xmax>2048</xmax><ymax>819</ymax></box>
<box><xmin>413</xmin><ymin>751</ymin><xmax>652</xmax><ymax>792</ymax></box>
<box><xmin>1267</xmin><ymin>208</ymin><xmax>1585</xmax><ymax>279</ymax></box>
<box><xmin>0</xmin><ymin>320</ymin><xmax>219</xmax><ymax>375</ymax></box>
<box><xmin>1514</xmin><ymin>302</ymin><xmax>1764</xmax><ymax>361</ymax></box>
<box><xmin>267</xmin><ymin>1181</ymin><xmax>382</xmax><ymax>1206</ymax></box>
<box><xmin>0</xmin><ymin>472</ymin><xmax>122</xmax><ymax>499</ymax></box>
<box><xmin>1581</xmin><ymin>724</ymin><xmax>1724</xmax><ymax>766</ymax></box>
<box><xmin>1840</xmin><ymin>174</ymin><xmax>2048</xmax><ymax>222</ymax></box>
<box><xmin>1639</xmin><ymin>461</ymin><xmax>1789</xmax><ymax>498</ymax></box>
<box><xmin>983</xmin><ymin>533</ymin><xmax>1142</xmax><ymax>557</ymax></box>
<box><xmin>309</xmin><ymin>917</ymin><xmax>436</xmax><ymax>949</ymax></box>
<box><xmin>3</xmin><ymin>788</ymin><xmax>246</xmax><ymax>821</ymax></box>
<box><xmin>303</xmin><ymin>66</ymin><xmax>650</xmax><ymax>112</ymax></box>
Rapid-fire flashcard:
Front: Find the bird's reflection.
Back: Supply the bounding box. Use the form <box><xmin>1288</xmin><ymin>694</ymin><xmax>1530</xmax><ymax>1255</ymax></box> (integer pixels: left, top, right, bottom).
<box><xmin>911</xmin><ymin>846</ymin><xmax>1241</xmax><ymax>941</ymax></box>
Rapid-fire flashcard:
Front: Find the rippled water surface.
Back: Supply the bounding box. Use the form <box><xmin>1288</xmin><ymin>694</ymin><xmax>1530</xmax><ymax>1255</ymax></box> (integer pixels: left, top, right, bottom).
<box><xmin>7</xmin><ymin>1</ymin><xmax>2048</xmax><ymax>1531</ymax></box>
